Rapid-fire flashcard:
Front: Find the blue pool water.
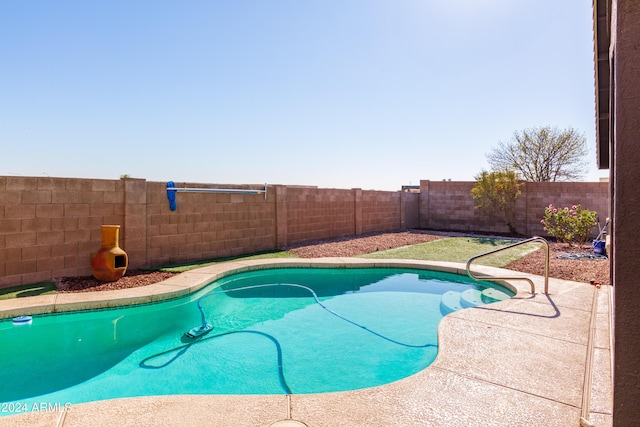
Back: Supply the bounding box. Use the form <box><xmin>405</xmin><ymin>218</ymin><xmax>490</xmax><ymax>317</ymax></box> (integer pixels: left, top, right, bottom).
<box><xmin>0</xmin><ymin>267</ymin><xmax>513</xmax><ymax>415</ymax></box>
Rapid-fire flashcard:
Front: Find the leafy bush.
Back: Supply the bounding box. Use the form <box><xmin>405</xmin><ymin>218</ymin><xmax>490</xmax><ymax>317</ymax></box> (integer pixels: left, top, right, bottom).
<box><xmin>471</xmin><ymin>170</ymin><xmax>522</xmax><ymax>234</ymax></box>
<box><xmin>541</xmin><ymin>204</ymin><xmax>597</xmax><ymax>246</ymax></box>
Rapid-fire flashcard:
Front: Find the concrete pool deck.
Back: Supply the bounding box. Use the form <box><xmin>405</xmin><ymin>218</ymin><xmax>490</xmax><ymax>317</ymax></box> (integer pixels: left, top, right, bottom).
<box><xmin>0</xmin><ymin>258</ymin><xmax>613</xmax><ymax>427</ymax></box>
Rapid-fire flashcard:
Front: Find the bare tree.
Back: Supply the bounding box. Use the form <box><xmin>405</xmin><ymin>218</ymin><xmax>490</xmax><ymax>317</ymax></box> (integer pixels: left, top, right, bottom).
<box><xmin>486</xmin><ymin>126</ymin><xmax>588</xmax><ymax>182</ymax></box>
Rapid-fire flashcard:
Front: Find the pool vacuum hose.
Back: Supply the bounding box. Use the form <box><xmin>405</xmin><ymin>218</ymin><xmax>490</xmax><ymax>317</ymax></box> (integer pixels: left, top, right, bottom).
<box><xmin>185</xmin><ymin>295</ymin><xmax>215</xmax><ymax>338</ymax></box>
<box><xmin>185</xmin><ymin>284</ymin><xmax>311</xmax><ymax>339</ymax></box>
<box><xmin>184</xmin><ymin>283</ymin><xmax>433</xmax><ymax>348</ymax></box>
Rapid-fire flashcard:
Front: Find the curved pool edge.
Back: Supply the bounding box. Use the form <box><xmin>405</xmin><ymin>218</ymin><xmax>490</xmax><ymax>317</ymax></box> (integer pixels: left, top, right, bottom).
<box><xmin>0</xmin><ymin>259</ymin><xmax>611</xmax><ymax>426</ymax></box>
<box><xmin>0</xmin><ymin>258</ymin><xmax>529</xmax><ymax>319</ymax></box>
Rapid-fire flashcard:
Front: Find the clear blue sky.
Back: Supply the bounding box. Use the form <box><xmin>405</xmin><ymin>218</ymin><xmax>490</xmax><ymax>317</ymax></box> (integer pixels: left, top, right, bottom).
<box><xmin>1</xmin><ymin>0</ymin><xmax>607</xmax><ymax>191</ymax></box>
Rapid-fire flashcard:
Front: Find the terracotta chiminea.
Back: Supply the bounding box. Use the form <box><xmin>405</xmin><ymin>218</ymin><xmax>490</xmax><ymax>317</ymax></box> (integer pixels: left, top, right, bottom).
<box><xmin>91</xmin><ymin>225</ymin><xmax>128</xmax><ymax>281</ymax></box>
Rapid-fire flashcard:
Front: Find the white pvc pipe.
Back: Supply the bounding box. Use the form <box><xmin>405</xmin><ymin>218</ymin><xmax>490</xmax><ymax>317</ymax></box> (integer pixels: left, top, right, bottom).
<box><xmin>166</xmin><ymin>184</ymin><xmax>267</xmax><ymax>199</ymax></box>
<box><xmin>166</xmin><ymin>187</ymin><xmax>264</xmax><ymax>194</ymax></box>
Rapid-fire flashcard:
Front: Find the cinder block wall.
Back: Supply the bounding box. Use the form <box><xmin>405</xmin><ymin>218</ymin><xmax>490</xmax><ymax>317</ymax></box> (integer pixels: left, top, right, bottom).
<box><xmin>361</xmin><ymin>190</ymin><xmax>402</xmax><ymax>234</ymax></box>
<box><xmin>145</xmin><ymin>181</ymin><xmax>276</xmax><ymax>267</ymax></box>
<box><xmin>419</xmin><ymin>180</ymin><xmax>610</xmax><ymax>236</ymax></box>
<box><xmin>0</xmin><ymin>177</ymin><xmax>411</xmax><ymax>288</ymax></box>
<box><xmin>283</xmin><ymin>186</ymin><xmax>356</xmax><ymax>245</ymax></box>
<box><xmin>0</xmin><ymin>176</ymin><xmax>609</xmax><ymax>288</ymax></box>
<box><xmin>0</xmin><ymin>177</ymin><xmax>126</xmax><ymax>288</ymax></box>
<box><xmin>420</xmin><ymin>181</ymin><xmax>481</xmax><ymax>232</ymax></box>
<box><xmin>521</xmin><ymin>181</ymin><xmax>610</xmax><ymax>236</ymax></box>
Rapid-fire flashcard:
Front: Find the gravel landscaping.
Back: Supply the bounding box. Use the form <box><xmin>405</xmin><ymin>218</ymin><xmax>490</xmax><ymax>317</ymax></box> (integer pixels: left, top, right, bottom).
<box><xmin>55</xmin><ymin>230</ymin><xmax>610</xmax><ymax>293</ymax></box>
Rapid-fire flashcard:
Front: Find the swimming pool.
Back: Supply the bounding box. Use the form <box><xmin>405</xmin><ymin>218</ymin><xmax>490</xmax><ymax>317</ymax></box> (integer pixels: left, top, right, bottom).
<box><xmin>0</xmin><ymin>267</ymin><xmax>513</xmax><ymax>415</ymax></box>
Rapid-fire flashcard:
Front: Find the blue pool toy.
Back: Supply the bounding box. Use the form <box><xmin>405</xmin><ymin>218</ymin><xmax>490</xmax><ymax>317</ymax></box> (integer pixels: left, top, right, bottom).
<box><xmin>12</xmin><ymin>315</ymin><xmax>33</xmax><ymax>326</ymax></box>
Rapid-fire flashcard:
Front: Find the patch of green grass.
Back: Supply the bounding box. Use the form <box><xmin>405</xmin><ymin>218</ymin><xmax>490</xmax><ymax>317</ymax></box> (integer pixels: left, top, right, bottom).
<box><xmin>147</xmin><ymin>250</ymin><xmax>298</xmax><ymax>273</ymax></box>
<box><xmin>358</xmin><ymin>237</ymin><xmax>541</xmax><ymax>267</ymax></box>
<box><xmin>3</xmin><ymin>238</ymin><xmax>541</xmax><ymax>300</ymax></box>
<box><xmin>0</xmin><ymin>282</ymin><xmax>57</xmax><ymax>300</ymax></box>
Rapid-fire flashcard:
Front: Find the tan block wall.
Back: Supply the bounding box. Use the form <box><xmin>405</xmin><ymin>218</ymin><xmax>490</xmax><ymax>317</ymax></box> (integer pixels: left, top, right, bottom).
<box><xmin>0</xmin><ymin>175</ymin><xmax>609</xmax><ymax>289</ymax></box>
<box><xmin>0</xmin><ymin>177</ymin><xmax>413</xmax><ymax>288</ymax></box>
<box><xmin>420</xmin><ymin>181</ymin><xmax>481</xmax><ymax>232</ymax></box>
<box><xmin>0</xmin><ymin>177</ymin><xmax>125</xmax><ymax>288</ymax></box>
<box><xmin>361</xmin><ymin>190</ymin><xmax>402</xmax><ymax>234</ymax></box>
<box><xmin>521</xmin><ymin>181</ymin><xmax>610</xmax><ymax>236</ymax></box>
<box><xmin>284</xmin><ymin>187</ymin><xmax>356</xmax><ymax>245</ymax></box>
<box><xmin>419</xmin><ymin>180</ymin><xmax>610</xmax><ymax>236</ymax></box>
<box><xmin>145</xmin><ymin>181</ymin><xmax>276</xmax><ymax>266</ymax></box>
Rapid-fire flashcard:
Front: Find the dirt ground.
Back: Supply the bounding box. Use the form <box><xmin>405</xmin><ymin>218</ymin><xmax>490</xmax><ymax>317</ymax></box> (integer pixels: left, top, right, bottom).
<box><xmin>55</xmin><ymin>230</ymin><xmax>610</xmax><ymax>293</ymax></box>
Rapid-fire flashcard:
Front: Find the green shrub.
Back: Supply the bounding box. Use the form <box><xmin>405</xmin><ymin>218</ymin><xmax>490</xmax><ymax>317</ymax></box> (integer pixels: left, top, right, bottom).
<box><xmin>471</xmin><ymin>170</ymin><xmax>522</xmax><ymax>235</ymax></box>
<box><xmin>541</xmin><ymin>204</ymin><xmax>597</xmax><ymax>246</ymax></box>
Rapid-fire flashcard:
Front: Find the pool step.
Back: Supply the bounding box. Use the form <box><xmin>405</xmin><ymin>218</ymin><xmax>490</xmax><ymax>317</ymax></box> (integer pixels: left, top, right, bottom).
<box><xmin>440</xmin><ymin>291</ymin><xmax>463</xmax><ymax>315</ymax></box>
<box><xmin>460</xmin><ymin>289</ymin><xmax>483</xmax><ymax>308</ymax></box>
<box><xmin>440</xmin><ymin>288</ymin><xmax>513</xmax><ymax>315</ymax></box>
<box><xmin>481</xmin><ymin>288</ymin><xmax>511</xmax><ymax>303</ymax></box>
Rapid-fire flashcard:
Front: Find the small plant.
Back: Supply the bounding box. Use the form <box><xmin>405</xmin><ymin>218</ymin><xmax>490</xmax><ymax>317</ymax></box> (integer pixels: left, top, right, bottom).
<box><xmin>541</xmin><ymin>204</ymin><xmax>597</xmax><ymax>246</ymax></box>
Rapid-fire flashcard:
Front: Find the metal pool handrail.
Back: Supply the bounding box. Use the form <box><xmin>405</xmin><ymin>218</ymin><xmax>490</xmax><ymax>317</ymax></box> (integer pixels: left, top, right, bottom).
<box><xmin>466</xmin><ymin>236</ymin><xmax>550</xmax><ymax>294</ymax></box>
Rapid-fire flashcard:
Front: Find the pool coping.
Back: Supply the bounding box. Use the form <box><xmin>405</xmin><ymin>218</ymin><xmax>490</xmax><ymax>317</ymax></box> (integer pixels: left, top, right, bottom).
<box><xmin>0</xmin><ymin>258</ymin><xmax>613</xmax><ymax>427</ymax></box>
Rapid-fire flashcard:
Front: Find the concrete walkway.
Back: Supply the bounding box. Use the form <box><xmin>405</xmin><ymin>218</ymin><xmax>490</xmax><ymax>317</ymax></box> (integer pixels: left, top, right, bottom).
<box><xmin>0</xmin><ymin>259</ymin><xmax>613</xmax><ymax>427</ymax></box>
